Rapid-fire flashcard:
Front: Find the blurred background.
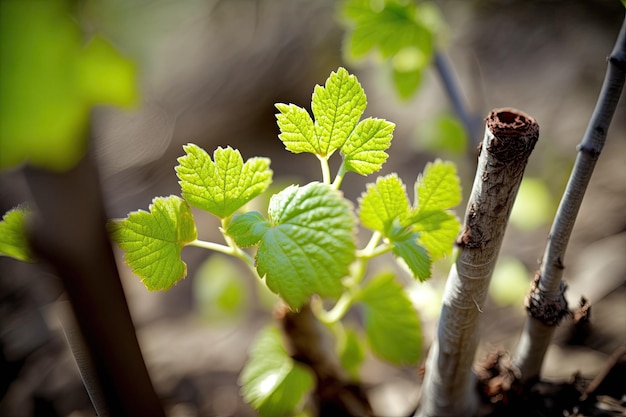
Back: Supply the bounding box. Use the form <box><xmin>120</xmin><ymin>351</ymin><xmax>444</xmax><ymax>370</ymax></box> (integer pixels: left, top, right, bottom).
<box><xmin>1</xmin><ymin>0</ymin><xmax>625</xmax><ymax>416</ymax></box>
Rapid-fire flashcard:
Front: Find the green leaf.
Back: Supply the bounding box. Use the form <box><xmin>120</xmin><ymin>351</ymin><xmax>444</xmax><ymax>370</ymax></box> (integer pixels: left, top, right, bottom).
<box><xmin>358</xmin><ymin>174</ymin><xmax>410</xmax><ymax>234</ymax></box>
<box><xmin>0</xmin><ymin>206</ymin><xmax>33</xmax><ymax>262</ymax></box>
<box><xmin>338</xmin><ymin>328</ymin><xmax>365</xmax><ymax>379</ymax></box>
<box><xmin>240</xmin><ymin>325</ymin><xmax>314</xmax><ymax>417</ymax></box>
<box><xmin>311</xmin><ymin>67</ymin><xmax>367</xmax><ymax>157</ymax></box>
<box><xmin>227</xmin><ymin>211</ymin><xmax>270</xmax><ymax>247</ymax></box>
<box><xmin>0</xmin><ymin>2</ymin><xmax>137</xmax><ymax>171</ymax></box>
<box><xmin>341</xmin><ymin>117</ymin><xmax>395</xmax><ymax>175</ymax></box>
<box><xmin>276</xmin><ymin>68</ymin><xmax>367</xmax><ymax>159</ymax></box>
<box><xmin>256</xmin><ymin>182</ymin><xmax>356</xmax><ymax>309</ymax></box>
<box><xmin>176</xmin><ymin>144</ymin><xmax>272</xmax><ymax>219</ymax></box>
<box><xmin>412</xmin><ymin>211</ymin><xmax>460</xmax><ymax>261</ymax></box>
<box><xmin>108</xmin><ymin>196</ymin><xmax>197</xmax><ymax>291</ymax></box>
<box><xmin>275</xmin><ymin>103</ymin><xmax>316</xmax><ymax>154</ymax></box>
<box><xmin>390</xmin><ymin>227</ymin><xmax>431</xmax><ymax>281</ymax></box>
<box><xmin>413</xmin><ymin>160</ymin><xmax>461</xmax><ymax>213</ymax></box>
<box><xmin>406</xmin><ymin>160</ymin><xmax>462</xmax><ymax>260</ymax></box>
<box><xmin>357</xmin><ymin>273</ymin><xmax>422</xmax><ymax>365</ymax></box>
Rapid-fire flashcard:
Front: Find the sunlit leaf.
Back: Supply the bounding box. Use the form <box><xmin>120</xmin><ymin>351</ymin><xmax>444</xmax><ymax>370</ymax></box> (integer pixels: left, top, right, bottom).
<box><xmin>358</xmin><ymin>174</ymin><xmax>410</xmax><ymax>234</ymax></box>
<box><xmin>276</xmin><ymin>67</ymin><xmax>367</xmax><ymax>158</ymax></box>
<box><xmin>240</xmin><ymin>325</ymin><xmax>314</xmax><ymax>417</ymax></box>
<box><xmin>108</xmin><ymin>196</ymin><xmax>197</xmax><ymax>291</ymax></box>
<box><xmin>176</xmin><ymin>144</ymin><xmax>272</xmax><ymax>219</ymax></box>
<box><xmin>0</xmin><ymin>206</ymin><xmax>33</xmax><ymax>262</ymax></box>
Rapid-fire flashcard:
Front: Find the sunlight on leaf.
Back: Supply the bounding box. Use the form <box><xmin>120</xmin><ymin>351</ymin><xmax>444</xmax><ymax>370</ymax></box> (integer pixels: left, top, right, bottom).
<box><xmin>276</xmin><ymin>67</ymin><xmax>367</xmax><ymax>158</ymax></box>
<box><xmin>0</xmin><ymin>206</ymin><xmax>33</xmax><ymax>262</ymax></box>
<box><xmin>311</xmin><ymin>67</ymin><xmax>367</xmax><ymax>156</ymax></box>
<box><xmin>108</xmin><ymin>196</ymin><xmax>197</xmax><ymax>291</ymax></box>
<box><xmin>176</xmin><ymin>144</ymin><xmax>272</xmax><ymax>219</ymax></box>
<box><xmin>341</xmin><ymin>117</ymin><xmax>395</xmax><ymax>176</ymax></box>
<box><xmin>240</xmin><ymin>326</ymin><xmax>314</xmax><ymax>417</ymax></box>
<box><xmin>358</xmin><ymin>174</ymin><xmax>410</xmax><ymax>234</ymax></box>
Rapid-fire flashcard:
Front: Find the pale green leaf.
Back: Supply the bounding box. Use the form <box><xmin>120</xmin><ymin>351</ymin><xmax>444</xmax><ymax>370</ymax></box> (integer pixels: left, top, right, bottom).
<box><xmin>311</xmin><ymin>67</ymin><xmax>367</xmax><ymax>157</ymax></box>
<box><xmin>257</xmin><ymin>182</ymin><xmax>356</xmax><ymax>309</ymax></box>
<box><xmin>357</xmin><ymin>273</ymin><xmax>422</xmax><ymax>365</ymax></box>
<box><xmin>358</xmin><ymin>174</ymin><xmax>410</xmax><ymax>234</ymax></box>
<box><xmin>0</xmin><ymin>206</ymin><xmax>33</xmax><ymax>262</ymax></box>
<box><xmin>341</xmin><ymin>118</ymin><xmax>395</xmax><ymax>175</ymax></box>
<box><xmin>240</xmin><ymin>325</ymin><xmax>314</xmax><ymax>417</ymax></box>
<box><xmin>176</xmin><ymin>144</ymin><xmax>272</xmax><ymax>219</ymax></box>
<box><xmin>390</xmin><ymin>227</ymin><xmax>431</xmax><ymax>281</ymax></box>
<box><xmin>275</xmin><ymin>103</ymin><xmax>317</xmax><ymax>154</ymax></box>
<box><xmin>412</xmin><ymin>211</ymin><xmax>460</xmax><ymax>261</ymax></box>
<box><xmin>413</xmin><ymin>160</ymin><xmax>461</xmax><ymax>213</ymax></box>
<box><xmin>226</xmin><ymin>211</ymin><xmax>270</xmax><ymax>247</ymax></box>
<box><xmin>108</xmin><ymin>196</ymin><xmax>197</xmax><ymax>291</ymax></box>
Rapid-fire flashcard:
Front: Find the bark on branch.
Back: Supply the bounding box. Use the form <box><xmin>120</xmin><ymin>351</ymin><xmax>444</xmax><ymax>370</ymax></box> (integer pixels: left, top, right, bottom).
<box><xmin>279</xmin><ymin>303</ymin><xmax>373</xmax><ymax>417</ymax></box>
<box><xmin>416</xmin><ymin>109</ymin><xmax>539</xmax><ymax>417</ymax></box>
<box><xmin>513</xmin><ymin>13</ymin><xmax>626</xmax><ymax>384</ymax></box>
<box><xmin>24</xmin><ymin>147</ymin><xmax>165</xmax><ymax>417</ymax></box>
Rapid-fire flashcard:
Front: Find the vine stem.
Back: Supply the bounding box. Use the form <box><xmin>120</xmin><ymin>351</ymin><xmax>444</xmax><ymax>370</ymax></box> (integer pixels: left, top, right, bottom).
<box><xmin>416</xmin><ymin>109</ymin><xmax>539</xmax><ymax>417</ymax></box>
<box><xmin>318</xmin><ymin>155</ymin><xmax>332</xmax><ymax>185</ymax></box>
<box><xmin>513</xmin><ymin>14</ymin><xmax>626</xmax><ymax>383</ymax></box>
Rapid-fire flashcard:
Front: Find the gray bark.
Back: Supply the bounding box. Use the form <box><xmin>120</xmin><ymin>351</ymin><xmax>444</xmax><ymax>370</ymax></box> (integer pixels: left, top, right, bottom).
<box><xmin>24</xmin><ymin>145</ymin><xmax>165</xmax><ymax>417</ymax></box>
<box><xmin>513</xmin><ymin>14</ymin><xmax>626</xmax><ymax>383</ymax></box>
<box><xmin>416</xmin><ymin>109</ymin><xmax>539</xmax><ymax>417</ymax></box>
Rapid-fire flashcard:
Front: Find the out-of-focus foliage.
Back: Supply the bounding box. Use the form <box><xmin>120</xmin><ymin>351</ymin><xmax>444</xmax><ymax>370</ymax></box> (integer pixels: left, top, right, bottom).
<box><xmin>193</xmin><ymin>254</ymin><xmax>247</xmax><ymax>323</ymax></box>
<box><xmin>416</xmin><ymin>113</ymin><xmax>468</xmax><ymax>155</ymax></box>
<box><xmin>510</xmin><ymin>178</ymin><xmax>554</xmax><ymax>230</ymax></box>
<box><xmin>489</xmin><ymin>257</ymin><xmax>529</xmax><ymax>307</ymax></box>
<box><xmin>339</xmin><ymin>0</ymin><xmax>443</xmax><ymax>99</ymax></box>
<box><xmin>0</xmin><ymin>0</ymin><xmax>137</xmax><ymax>171</ymax></box>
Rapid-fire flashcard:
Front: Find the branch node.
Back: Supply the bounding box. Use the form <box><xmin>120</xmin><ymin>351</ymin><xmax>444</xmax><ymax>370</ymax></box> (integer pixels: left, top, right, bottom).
<box><xmin>525</xmin><ymin>272</ymin><xmax>570</xmax><ymax>326</ymax></box>
<box><xmin>577</xmin><ymin>142</ymin><xmax>602</xmax><ymax>158</ymax></box>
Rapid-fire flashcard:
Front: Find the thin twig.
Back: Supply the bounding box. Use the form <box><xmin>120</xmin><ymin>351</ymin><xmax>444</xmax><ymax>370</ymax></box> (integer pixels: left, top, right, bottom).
<box><xmin>434</xmin><ymin>51</ymin><xmax>483</xmax><ymax>146</ymax></box>
<box><xmin>513</xmin><ymin>14</ymin><xmax>626</xmax><ymax>383</ymax></box>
